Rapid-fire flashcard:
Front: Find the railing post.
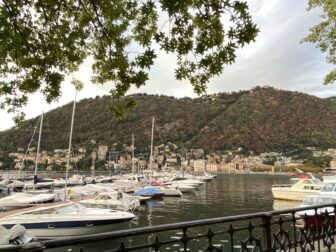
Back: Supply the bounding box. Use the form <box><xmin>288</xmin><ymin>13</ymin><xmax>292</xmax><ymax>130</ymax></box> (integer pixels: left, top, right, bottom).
<box><xmin>20</xmin><ymin>242</ymin><xmax>45</xmax><ymax>252</ymax></box>
<box><xmin>261</xmin><ymin>213</ymin><xmax>272</xmax><ymax>251</ymax></box>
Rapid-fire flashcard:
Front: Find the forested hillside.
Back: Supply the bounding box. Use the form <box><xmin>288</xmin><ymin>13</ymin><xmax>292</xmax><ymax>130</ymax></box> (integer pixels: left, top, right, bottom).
<box><xmin>1</xmin><ymin>86</ymin><xmax>336</xmax><ymax>153</ymax></box>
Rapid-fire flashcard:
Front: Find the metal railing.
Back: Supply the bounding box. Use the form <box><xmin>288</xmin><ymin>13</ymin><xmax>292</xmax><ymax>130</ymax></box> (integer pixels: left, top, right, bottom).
<box><xmin>1</xmin><ymin>203</ymin><xmax>336</xmax><ymax>252</ymax></box>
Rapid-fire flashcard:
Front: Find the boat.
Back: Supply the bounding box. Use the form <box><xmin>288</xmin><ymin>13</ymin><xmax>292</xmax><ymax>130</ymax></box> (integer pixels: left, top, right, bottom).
<box><xmin>122</xmin><ymin>193</ymin><xmax>151</xmax><ymax>203</ymax></box>
<box><xmin>271</xmin><ymin>177</ymin><xmax>322</xmax><ymax>201</ymax></box>
<box><xmin>23</xmin><ymin>181</ymin><xmax>54</xmax><ymax>194</ymax></box>
<box><xmin>150</xmin><ymin>180</ymin><xmax>183</xmax><ymax>197</ymax></box>
<box><xmin>0</xmin><ymin>183</ymin><xmax>8</xmax><ymax>193</ymax></box>
<box><xmin>0</xmin><ymin>202</ymin><xmax>135</xmax><ymax>239</ymax></box>
<box><xmin>133</xmin><ymin>187</ymin><xmax>164</xmax><ymax>200</ymax></box>
<box><xmin>79</xmin><ymin>191</ymin><xmax>140</xmax><ymax>211</ymax></box>
<box><xmin>68</xmin><ymin>184</ymin><xmax>116</xmax><ymax>198</ymax></box>
<box><xmin>153</xmin><ymin>186</ymin><xmax>182</xmax><ymax>197</ymax></box>
<box><xmin>195</xmin><ymin>172</ymin><xmax>216</xmax><ymax>182</ymax></box>
<box><xmin>163</xmin><ymin>179</ymin><xmax>204</xmax><ymax>189</ymax></box>
<box><xmin>297</xmin><ymin>195</ymin><xmax>336</xmax><ymax>229</ymax></box>
<box><xmin>3</xmin><ymin>180</ymin><xmax>25</xmax><ymax>192</ymax></box>
<box><xmin>0</xmin><ymin>192</ymin><xmax>56</xmax><ymax>211</ymax></box>
<box><xmin>172</xmin><ymin>184</ymin><xmax>196</xmax><ymax>193</ymax></box>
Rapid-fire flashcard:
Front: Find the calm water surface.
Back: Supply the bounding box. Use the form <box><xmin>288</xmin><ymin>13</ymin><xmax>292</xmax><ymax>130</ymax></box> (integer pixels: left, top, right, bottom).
<box><xmin>4</xmin><ymin>174</ymin><xmax>298</xmax><ymax>251</ymax></box>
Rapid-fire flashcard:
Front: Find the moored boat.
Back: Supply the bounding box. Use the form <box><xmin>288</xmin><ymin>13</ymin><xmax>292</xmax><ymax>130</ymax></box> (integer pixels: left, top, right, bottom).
<box><xmin>79</xmin><ymin>191</ymin><xmax>140</xmax><ymax>211</ymax></box>
<box><xmin>271</xmin><ymin>177</ymin><xmax>322</xmax><ymax>201</ymax></box>
<box><xmin>0</xmin><ymin>202</ymin><xmax>135</xmax><ymax>239</ymax></box>
<box><xmin>133</xmin><ymin>187</ymin><xmax>164</xmax><ymax>200</ymax></box>
<box><xmin>297</xmin><ymin>195</ymin><xmax>336</xmax><ymax>229</ymax></box>
<box><xmin>0</xmin><ymin>192</ymin><xmax>56</xmax><ymax>212</ymax></box>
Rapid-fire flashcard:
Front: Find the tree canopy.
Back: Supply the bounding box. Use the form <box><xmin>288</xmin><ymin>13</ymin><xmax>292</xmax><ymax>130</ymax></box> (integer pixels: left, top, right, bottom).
<box><xmin>0</xmin><ymin>0</ymin><xmax>258</xmax><ymax>122</ymax></box>
<box><xmin>303</xmin><ymin>0</ymin><xmax>336</xmax><ymax>85</ymax></box>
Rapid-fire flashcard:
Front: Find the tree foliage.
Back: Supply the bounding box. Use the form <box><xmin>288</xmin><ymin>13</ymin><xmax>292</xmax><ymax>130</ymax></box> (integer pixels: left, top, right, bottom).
<box><xmin>303</xmin><ymin>0</ymin><xmax>336</xmax><ymax>85</ymax></box>
<box><xmin>0</xmin><ymin>0</ymin><xmax>258</xmax><ymax>121</ymax></box>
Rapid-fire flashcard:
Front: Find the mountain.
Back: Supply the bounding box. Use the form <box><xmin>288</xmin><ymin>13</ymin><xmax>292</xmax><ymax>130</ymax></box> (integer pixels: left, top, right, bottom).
<box><xmin>1</xmin><ymin>86</ymin><xmax>336</xmax><ymax>154</ymax></box>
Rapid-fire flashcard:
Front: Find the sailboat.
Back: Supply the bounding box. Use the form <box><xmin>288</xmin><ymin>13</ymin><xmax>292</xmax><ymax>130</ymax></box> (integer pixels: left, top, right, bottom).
<box><xmin>0</xmin><ymin>87</ymin><xmax>136</xmax><ymax>237</ymax></box>
<box><xmin>0</xmin><ymin>114</ymin><xmax>57</xmax><ymax>211</ymax></box>
<box><xmin>143</xmin><ymin>117</ymin><xmax>182</xmax><ymax>197</ymax></box>
<box><xmin>24</xmin><ymin>112</ymin><xmax>55</xmax><ymax>193</ymax></box>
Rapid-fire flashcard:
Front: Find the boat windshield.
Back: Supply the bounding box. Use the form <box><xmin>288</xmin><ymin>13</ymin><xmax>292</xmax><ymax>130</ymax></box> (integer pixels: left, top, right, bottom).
<box><xmin>320</xmin><ymin>183</ymin><xmax>336</xmax><ymax>192</ymax></box>
<box><xmin>311</xmin><ymin>179</ymin><xmax>323</xmax><ymax>185</ymax></box>
<box><xmin>303</xmin><ymin>196</ymin><xmax>336</xmax><ymax>205</ymax></box>
<box><xmin>55</xmin><ymin>203</ymin><xmax>86</xmax><ymax>214</ymax></box>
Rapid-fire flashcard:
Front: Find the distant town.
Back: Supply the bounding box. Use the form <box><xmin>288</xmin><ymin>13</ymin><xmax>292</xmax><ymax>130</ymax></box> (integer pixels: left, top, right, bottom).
<box><xmin>1</xmin><ymin>142</ymin><xmax>336</xmax><ymax>174</ymax></box>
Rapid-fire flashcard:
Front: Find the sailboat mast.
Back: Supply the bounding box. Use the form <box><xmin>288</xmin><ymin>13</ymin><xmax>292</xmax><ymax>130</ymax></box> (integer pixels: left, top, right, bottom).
<box><xmin>131</xmin><ymin>134</ymin><xmax>135</xmax><ymax>173</ymax></box>
<box><xmin>34</xmin><ymin>112</ymin><xmax>44</xmax><ymax>178</ymax></box>
<box><xmin>149</xmin><ymin>117</ymin><xmax>154</xmax><ymax>172</ymax></box>
<box><xmin>91</xmin><ymin>150</ymin><xmax>96</xmax><ymax>178</ymax></box>
<box><xmin>65</xmin><ymin>91</ymin><xmax>77</xmax><ymax>190</ymax></box>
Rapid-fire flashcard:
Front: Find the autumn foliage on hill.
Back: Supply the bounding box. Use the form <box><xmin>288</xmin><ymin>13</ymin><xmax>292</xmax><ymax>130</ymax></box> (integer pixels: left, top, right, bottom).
<box><xmin>1</xmin><ymin>87</ymin><xmax>336</xmax><ymax>154</ymax></box>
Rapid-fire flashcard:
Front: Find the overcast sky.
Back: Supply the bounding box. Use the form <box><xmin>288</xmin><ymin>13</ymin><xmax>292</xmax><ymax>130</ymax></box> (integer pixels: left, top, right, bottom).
<box><xmin>0</xmin><ymin>0</ymin><xmax>334</xmax><ymax>131</ymax></box>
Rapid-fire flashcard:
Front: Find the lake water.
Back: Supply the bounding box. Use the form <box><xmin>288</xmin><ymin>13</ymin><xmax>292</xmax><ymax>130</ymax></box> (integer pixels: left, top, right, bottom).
<box><xmin>42</xmin><ymin>173</ymin><xmax>298</xmax><ymax>251</ymax></box>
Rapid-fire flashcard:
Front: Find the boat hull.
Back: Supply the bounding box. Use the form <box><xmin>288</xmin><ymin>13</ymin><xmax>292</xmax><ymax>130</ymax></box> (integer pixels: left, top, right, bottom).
<box><xmin>1</xmin><ymin>217</ymin><xmax>134</xmax><ymax>239</ymax></box>
<box><xmin>272</xmin><ymin>188</ymin><xmax>319</xmax><ymax>201</ymax></box>
<box><xmin>301</xmin><ymin>214</ymin><xmax>336</xmax><ymax>229</ymax></box>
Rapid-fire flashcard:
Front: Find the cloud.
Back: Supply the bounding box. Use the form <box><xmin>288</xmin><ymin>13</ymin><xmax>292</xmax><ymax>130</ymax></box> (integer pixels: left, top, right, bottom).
<box><xmin>0</xmin><ymin>1</ymin><xmax>334</xmax><ymax>131</ymax></box>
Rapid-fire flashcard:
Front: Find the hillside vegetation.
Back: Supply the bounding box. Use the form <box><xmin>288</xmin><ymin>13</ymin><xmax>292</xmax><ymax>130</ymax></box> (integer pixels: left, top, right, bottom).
<box><xmin>1</xmin><ymin>86</ymin><xmax>336</xmax><ymax>153</ymax></box>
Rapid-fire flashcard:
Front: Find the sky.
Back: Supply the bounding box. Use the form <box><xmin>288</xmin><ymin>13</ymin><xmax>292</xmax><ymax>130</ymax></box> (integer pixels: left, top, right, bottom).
<box><xmin>0</xmin><ymin>0</ymin><xmax>334</xmax><ymax>131</ymax></box>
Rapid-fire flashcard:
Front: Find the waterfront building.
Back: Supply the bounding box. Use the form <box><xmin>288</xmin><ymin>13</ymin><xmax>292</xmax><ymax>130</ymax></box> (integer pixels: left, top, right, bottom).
<box><xmin>192</xmin><ymin>159</ymin><xmax>206</xmax><ymax>172</ymax></box>
<box><xmin>98</xmin><ymin>145</ymin><xmax>108</xmax><ymax>160</ymax></box>
<box><xmin>330</xmin><ymin>160</ymin><xmax>336</xmax><ymax>170</ymax></box>
<box><xmin>206</xmin><ymin>162</ymin><xmax>218</xmax><ymax>172</ymax></box>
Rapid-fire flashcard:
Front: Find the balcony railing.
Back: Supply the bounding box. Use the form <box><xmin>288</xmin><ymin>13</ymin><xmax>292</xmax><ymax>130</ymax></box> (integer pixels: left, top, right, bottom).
<box><xmin>1</xmin><ymin>203</ymin><xmax>336</xmax><ymax>252</ymax></box>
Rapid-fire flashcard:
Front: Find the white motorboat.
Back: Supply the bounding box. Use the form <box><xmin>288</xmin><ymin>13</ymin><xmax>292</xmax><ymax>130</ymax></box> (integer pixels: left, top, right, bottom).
<box><xmin>80</xmin><ymin>191</ymin><xmax>140</xmax><ymax>211</ymax></box>
<box><xmin>150</xmin><ymin>180</ymin><xmax>183</xmax><ymax>197</ymax></box>
<box><xmin>53</xmin><ymin>177</ymin><xmax>84</xmax><ymax>188</ymax></box>
<box><xmin>319</xmin><ymin>181</ymin><xmax>336</xmax><ymax>195</ymax></box>
<box><xmin>164</xmin><ymin>179</ymin><xmax>204</xmax><ymax>189</ymax></box>
<box><xmin>173</xmin><ymin>184</ymin><xmax>196</xmax><ymax>193</ymax></box>
<box><xmin>0</xmin><ymin>192</ymin><xmax>56</xmax><ymax>211</ymax></box>
<box><xmin>24</xmin><ymin>181</ymin><xmax>54</xmax><ymax>191</ymax></box>
<box><xmin>68</xmin><ymin>184</ymin><xmax>116</xmax><ymax>197</ymax></box>
<box><xmin>122</xmin><ymin>193</ymin><xmax>151</xmax><ymax>203</ymax></box>
<box><xmin>152</xmin><ymin>186</ymin><xmax>182</xmax><ymax>197</ymax></box>
<box><xmin>271</xmin><ymin>177</ymin><xmax>322</xmax><ymax>201</ymax></box>
<box><xmin>3</xmin><ymin>180</ymin><xmax>25</xmax><ymax>192</ymax></box>
<box><xmin>195</xmin><ymin>172</ymin><xmax>216</xmax><ymax>182</ymax></box>
<box><xmin>296</xmin><ymin>195</ymin><xmax>336</xmax><ymax>229</ymax></box>
<box><xmin>0</xmin><ymin>202</ymin><xmax>135</xmax><ymax>239</ymax></box>
<box><xmin>175</xmin><ymin>179</ymin><xmax>205</xmax><ymax>187</ymax></box>
<box><xmin>0</xmin><ymin>201</ymin><xmax>31</xmax><ymax>212</ymax></box>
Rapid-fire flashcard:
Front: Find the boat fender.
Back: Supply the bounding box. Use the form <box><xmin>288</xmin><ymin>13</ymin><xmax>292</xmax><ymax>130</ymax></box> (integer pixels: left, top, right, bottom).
<box><xmin>9</xmin><ymin>224</ymin><xmax>34</xmax><ymax>245</ymax></box>
<box><xmin>0</xmin><ymin>225</ymin><xmax>10</xmax><ymax>245</ymax></box>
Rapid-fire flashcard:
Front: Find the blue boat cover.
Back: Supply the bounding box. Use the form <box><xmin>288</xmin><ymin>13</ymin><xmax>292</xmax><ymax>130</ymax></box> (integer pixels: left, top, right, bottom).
<box><xmin>133</xmin><ymin>187</ymin><xmax>162</xmax><ymax>195</ymax></box>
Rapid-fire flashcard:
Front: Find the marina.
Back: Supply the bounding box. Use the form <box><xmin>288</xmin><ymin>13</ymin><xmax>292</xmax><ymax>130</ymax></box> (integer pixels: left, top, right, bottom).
<box><xmin>1</xmin><ymin>173</ymin><xmax>336</xmax><ymax>251</ymax></box>
<box><xmin>0</xmin><ymin>173</ymin><xmax>293</xmax><ymax>250</ymax></box>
